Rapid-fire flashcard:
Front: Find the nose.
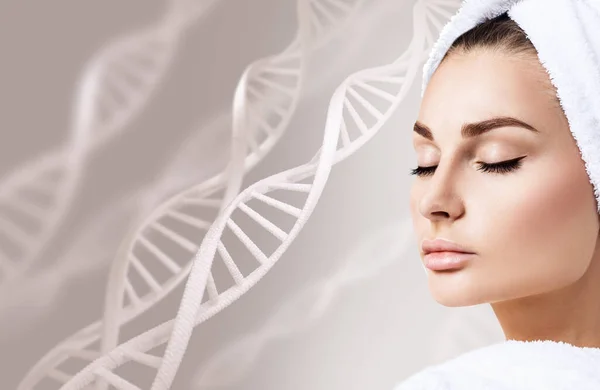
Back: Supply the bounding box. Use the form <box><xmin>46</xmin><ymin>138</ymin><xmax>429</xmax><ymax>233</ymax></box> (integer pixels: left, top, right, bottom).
<box><xmin>418</xmin><ymin>160</ymin><xmax>465</xmax><ymax>222</ymax></box>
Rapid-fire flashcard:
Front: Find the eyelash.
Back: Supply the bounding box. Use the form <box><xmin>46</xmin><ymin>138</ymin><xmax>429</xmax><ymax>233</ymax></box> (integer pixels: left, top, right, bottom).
<box><xmin>409</xmin><ymin>156</ymin><xmax>525</xmax><ymax>177</ymax></box>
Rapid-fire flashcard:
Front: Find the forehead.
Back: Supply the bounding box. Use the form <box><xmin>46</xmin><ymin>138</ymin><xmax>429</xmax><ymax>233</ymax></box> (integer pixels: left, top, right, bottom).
<box><xmin>419</xmin><ymin>50</ymin><xmax>557</xmax><ymax>133</ymax></box>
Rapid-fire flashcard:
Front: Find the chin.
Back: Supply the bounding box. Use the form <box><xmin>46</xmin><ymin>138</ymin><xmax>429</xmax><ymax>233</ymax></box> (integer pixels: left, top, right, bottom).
<box><xmin>431</xmin><ymin>290</ymin><xmax>476</xmax><ymax>307</ymax></box>
<box><xmin>433</xmin><ymin>295</ymin><xmax>477</xmax><ymax>307</ymax></box>
<box><xmin>427</xmin><ymin>268</ymin><xmax>487</xmax><ymax>307</ymax></box>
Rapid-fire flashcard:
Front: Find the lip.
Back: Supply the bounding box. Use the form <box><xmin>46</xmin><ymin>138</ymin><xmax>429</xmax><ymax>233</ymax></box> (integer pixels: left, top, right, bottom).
<box><xmin>423</xmin><ymin>251</ymin><xmax>475</xmax><ymax>271</ymax></box>
<box><xmin>421</xmin><ymin>238</ymin><xmax>476</xmax><ymax>271</ymax></box>
<box><xmin>421</xmin><ymin>238</ymin><xmax>475</xmax><ymax>256</ymax></box>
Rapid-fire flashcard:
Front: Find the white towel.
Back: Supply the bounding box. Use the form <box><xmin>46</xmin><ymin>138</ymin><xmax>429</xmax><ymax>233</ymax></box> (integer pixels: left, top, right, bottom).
<box><xmin>394</xmin><ymin>340</ymin><xmax>600</xmax><ymax>389</ymax></box>
<box><xmin>421</xmin><ymin>0</ymin><xmax>600</xmax><ymax>212</ymax></box>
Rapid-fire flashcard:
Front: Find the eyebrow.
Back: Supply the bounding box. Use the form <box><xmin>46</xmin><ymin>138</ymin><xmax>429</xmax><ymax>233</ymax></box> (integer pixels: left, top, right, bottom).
<box><xmin>413</xmin><ymin>116</ymin><xmax>539</xmax><ymax>140</ymax></box>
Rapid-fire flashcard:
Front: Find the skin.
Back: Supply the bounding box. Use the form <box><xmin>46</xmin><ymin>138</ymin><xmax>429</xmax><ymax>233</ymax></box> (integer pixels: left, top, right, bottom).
<box><xmin>409</xmin><ymin>48</ymin><xmax>600</xmax><ymax>348</ymax></box>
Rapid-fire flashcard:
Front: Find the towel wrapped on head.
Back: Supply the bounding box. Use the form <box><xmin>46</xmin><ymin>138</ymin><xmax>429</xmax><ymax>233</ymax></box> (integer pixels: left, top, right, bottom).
<box><xmin>421</xmin><ymin>0</ymin><xmax>600</xmax><ymax>212</ymax></box>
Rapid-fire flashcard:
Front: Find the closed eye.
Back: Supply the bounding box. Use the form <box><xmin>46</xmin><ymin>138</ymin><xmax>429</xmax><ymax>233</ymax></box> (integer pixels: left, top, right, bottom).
<box><xmin>410</xmin><ymin>156</ymin><xmax>526</xmax><ymax>177</ymax></box>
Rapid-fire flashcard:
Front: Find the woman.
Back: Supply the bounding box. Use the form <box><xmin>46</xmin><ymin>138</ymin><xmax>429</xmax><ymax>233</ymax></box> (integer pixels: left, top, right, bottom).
<box><xmin>397</xmin><ymin>0</ymin><xmax>600</xmax><ymax>388</ymax></box>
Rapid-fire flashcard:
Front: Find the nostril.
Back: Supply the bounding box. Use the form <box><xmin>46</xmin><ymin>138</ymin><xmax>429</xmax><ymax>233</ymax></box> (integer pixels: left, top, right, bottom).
<box><xmin>431</xmin><ymin>210</ymin><xmax>450</xmax><ymax>218</ymax></box>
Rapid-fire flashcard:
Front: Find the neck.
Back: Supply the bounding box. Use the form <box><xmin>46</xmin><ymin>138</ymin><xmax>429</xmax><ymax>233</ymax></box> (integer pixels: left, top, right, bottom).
<box><xmin>490</xmin><ymin>242</ymin><xmax>600</xmax><ymax>349</ymax></box>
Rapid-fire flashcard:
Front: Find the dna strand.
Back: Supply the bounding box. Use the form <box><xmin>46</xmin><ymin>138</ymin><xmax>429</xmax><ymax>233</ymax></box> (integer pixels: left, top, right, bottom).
<box><xmin>15</xmin><ymin>1</ymin><xmax>462</xmax><ymax>389</ymax></box>
<box><xmin>191</xmin><ymin>218</ymin><xmax>414</xmax><ymax>388</ymax></box>
<box><xmin>0</xmin><ymin>0</ymin><xmax>220</xmax><ymax>286</ymax></box>
<box><xmin>0</xmin><ymin>191</ymin><xmax>140</xmax><ymax>341</ymax></box>
<box><xmin>0</xmin><ymin>110</ymin><xmax>233</xmax><ymax>345</ymax></box>
<box><xmin>17</xmin><ymin>0</ymin><xmax>368</xmax><ymax>389</ymax></box>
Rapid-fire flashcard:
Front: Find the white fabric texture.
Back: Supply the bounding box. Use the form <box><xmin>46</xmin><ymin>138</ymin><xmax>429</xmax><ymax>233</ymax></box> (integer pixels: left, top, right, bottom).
<box><xmin>421</xmin><ymin>0</ymin><xmax>600</xmax><ymax>212</ymax></box>
<box><xmin>394</xmin><ymin>339</ymin><xmax>600</xmax><ymax>390</ymax></box>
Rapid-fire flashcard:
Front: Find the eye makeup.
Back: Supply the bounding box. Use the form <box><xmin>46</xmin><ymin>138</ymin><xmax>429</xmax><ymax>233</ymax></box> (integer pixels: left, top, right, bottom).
<box><xmin>410</xmin><ymin>156</ymin><xmax>526</xmax><ymax>177</ymax></box>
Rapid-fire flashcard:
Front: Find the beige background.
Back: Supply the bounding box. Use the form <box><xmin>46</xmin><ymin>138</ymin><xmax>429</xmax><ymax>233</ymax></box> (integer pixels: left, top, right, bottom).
<box><xmin>0</xmin><ymin>0</ymin><xmax>503</xmax><ymax>389</ymax></box>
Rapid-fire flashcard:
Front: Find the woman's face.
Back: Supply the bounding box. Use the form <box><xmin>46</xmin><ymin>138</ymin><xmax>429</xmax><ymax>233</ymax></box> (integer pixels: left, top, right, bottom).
<box><xmin>409</xmin><ymin>49</ymin><xmax>599</xmax><ymax>307</ymax></box>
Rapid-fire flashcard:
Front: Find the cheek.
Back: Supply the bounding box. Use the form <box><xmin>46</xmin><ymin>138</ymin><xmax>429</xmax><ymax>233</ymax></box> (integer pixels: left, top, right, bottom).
<box><xmin>473</xmin><ymin>154</ymin><xmax>598</xmax><ymax>292</ymax></box>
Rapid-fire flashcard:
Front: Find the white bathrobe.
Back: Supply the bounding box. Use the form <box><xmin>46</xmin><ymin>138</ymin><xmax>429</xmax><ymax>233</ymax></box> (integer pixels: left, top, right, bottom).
<box><xmin>394</xmin><ymin>340</ymin><xmax>600</xmax><ymax>389</ymax></box>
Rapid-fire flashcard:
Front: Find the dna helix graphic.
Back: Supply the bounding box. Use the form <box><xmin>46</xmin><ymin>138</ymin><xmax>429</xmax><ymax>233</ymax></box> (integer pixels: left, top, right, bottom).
<box><xmin>150</xmin><ymin>1</ymin><xmax>456</xmax><ymax>387</ymax></box>
<box><xmin>191</xmin><ymin>218</ymin><xmax>414</xmax><ymax>388</ymax></box>
<box><xmin>17</xmin><ymin>0</ymin><xmax>369</xmax><ymax>389</ymax></box>
<box><xmin>0</xmin><ymin>0</ymin><xmax>220</xmax><ymax>286</ymax></box>
<box><xmin>12</xmin><ymin>1</ymin><xmax>460</xmax><ymax>389</ymax></box>
<box><xmin>0</xmin><ymin>113</ymin><xmax>228</xmax><ymax>343</ymax></box>
<box><xmin>216</xmin><ymin>0</ymin><xmax>363</xmax><ymax>210</ymax></box>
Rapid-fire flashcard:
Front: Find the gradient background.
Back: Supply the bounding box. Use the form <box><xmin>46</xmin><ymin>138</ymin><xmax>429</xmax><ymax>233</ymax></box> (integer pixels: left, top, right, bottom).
<box><xmin>0</xmin><ymin>0</ymin><xmax>504</xmax><ymax>389</ymax></box>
